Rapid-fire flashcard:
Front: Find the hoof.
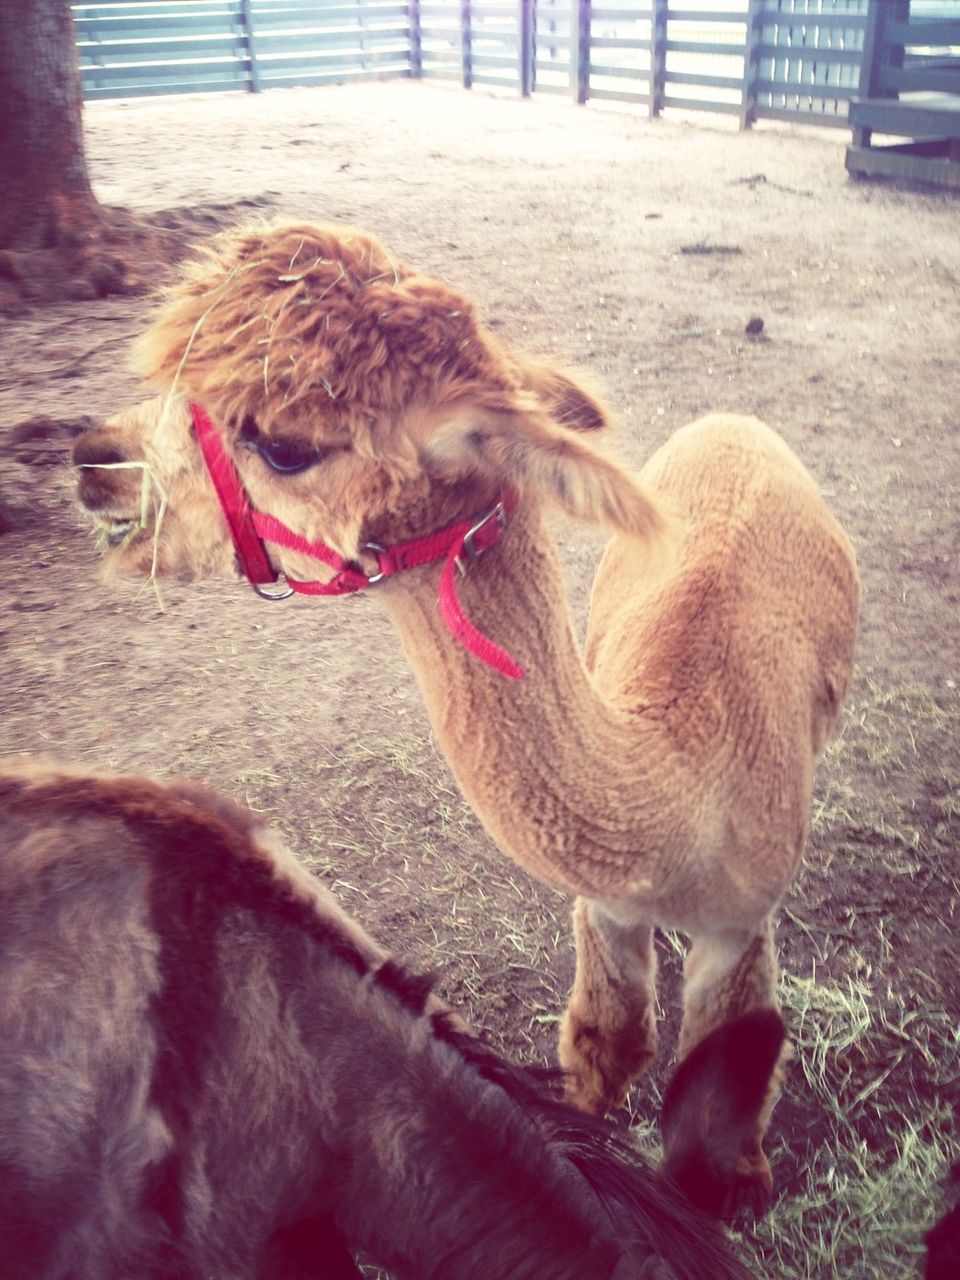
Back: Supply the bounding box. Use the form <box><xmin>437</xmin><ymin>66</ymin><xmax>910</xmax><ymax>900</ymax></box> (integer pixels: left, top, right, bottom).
<box><xmin>560</xmin><ymin>1030</ymin><xmax>623</xmax><ymax>1115</ymax></box>
<box><xmin>559</xmin><ymin>1015</ymin><xmax>655</xmax><ymax>1116</ymax></box>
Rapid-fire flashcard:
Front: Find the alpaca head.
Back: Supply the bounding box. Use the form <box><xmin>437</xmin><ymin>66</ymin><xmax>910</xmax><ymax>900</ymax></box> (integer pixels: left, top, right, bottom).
<box><xmin>74</xmin><ymin>221</ymin><xmax>668</xmax><ymax>585</ymax></box>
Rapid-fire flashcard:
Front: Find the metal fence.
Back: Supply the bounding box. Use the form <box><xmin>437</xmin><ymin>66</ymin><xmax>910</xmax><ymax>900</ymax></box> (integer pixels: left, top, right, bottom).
<box><xmin>75</xmin><ymin>0</ymin><xmax>879</xmax><ymax>129</ymax></box>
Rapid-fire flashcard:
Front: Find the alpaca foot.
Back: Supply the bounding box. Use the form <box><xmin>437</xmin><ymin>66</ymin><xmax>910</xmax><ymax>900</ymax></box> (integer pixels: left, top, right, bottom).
<box><xmin>559</xmin><ymin>1013</ymin><xmax>656</xmax><ymax>1115</ymax></box>
<box><xmin>661</xmin><ymin>1009</ymin><xmax>786</xmax><ymax>1219</ymax></box>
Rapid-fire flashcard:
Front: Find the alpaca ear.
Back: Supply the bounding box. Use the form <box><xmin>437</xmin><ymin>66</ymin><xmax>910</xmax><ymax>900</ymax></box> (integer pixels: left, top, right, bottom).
<box><xmin>517</xmin><ymin>360</ymin><xmax>610</xmax><ymax>433</ymax></box>
<box><xmin>425</xmin><ymin>403</ymin><xmax>670</xmax><ymax>542</ymax></box>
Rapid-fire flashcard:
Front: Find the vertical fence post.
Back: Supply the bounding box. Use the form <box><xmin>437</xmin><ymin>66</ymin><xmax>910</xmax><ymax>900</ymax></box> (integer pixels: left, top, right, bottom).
<box><xmin>520</xmin><ymin>0</ymin><xmax>535</xmax><ymax>97</ymax></box>
<box><xmin>239</xmin><ymin>0</ymin><xmax>261</xmax><ymax>93</ymax></box>
<box><xmin>409</xmin><ymin>0</ymin><xmax>422</xmax><ymax>79</ymax></box>
<box><xmin>461</xmin><ymin>0</ymin><xmax>473</xmax><ymax>88</ymax></box>
<box><xmin>886</xmin><ymin>0</ymin><xmax>907</xmax><ymax>94</ymax></box>
<box><xmin>570</xmin><ymin>0</ymin><xmax>590</xmax><ymax>105</ymax></box>
<box><xmin>852</xmin><ymin>0</ymin><xmax>892</xmax><ymax>148</ymax></box>
<box><xmin>739</xmin><ymin>0</ymin><xmax>763</xmax><ymax>129</ymax></box>
<box><xmin>649</xmin><ymin>0</ymin><xmax>667</xmax><ymax>117</ymax></box>
<box><xmin>82</xmin><ymin>10</ymin><xmax>106</xmax><ymax>96</ymax></box>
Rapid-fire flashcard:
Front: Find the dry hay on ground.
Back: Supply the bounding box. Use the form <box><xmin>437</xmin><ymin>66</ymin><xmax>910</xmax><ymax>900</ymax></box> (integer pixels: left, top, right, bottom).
<box><xmin>0</xmin><ymin>198</ymin><xmax>277</xmax><ymax>313</ymax></box>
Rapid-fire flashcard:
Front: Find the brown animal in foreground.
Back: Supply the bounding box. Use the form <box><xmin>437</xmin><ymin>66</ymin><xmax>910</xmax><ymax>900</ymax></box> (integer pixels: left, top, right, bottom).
<box><xmin>0</xmin><ymin>758</ymin><xmax>769</xmax><ymax>1280</ymax></box>
<box><xmin>73</xmin><ymin>220</ymin><xmax>859</xmax><ymax>1215</ymax></box>
<box><xmin>925</xmin><ymin>1163</ymin><xmax>960</xmax><ymax>1280</ymax></box>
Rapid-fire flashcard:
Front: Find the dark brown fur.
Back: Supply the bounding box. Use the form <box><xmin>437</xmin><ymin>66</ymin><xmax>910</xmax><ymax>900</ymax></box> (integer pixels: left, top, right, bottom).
<box><xmin>0</xmin><ymin>760</ymin><xmax>754</xmax><ymax>1280</ymax></box>
<box><xmin>925</xmin><ymin>1165</ymin><xmax>960</xmax><ymax>1280</ymax></box>
<box><xmin>661</xmin><ymin>1011</ymin><xmax>787</xmax><ymax>1218</ymax></box>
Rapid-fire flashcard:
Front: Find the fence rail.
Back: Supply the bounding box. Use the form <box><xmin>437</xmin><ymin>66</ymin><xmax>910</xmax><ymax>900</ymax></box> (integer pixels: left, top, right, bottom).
<box><xmin>73</xmin><ymin>0</ymin><xmax>940</xmax><ymax>133</ymax></box>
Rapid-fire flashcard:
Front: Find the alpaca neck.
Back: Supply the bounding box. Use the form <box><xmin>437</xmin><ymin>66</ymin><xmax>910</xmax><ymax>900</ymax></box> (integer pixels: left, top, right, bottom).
<box><xmin>381</xmin><ymin>504</ymin><xmax>689</xmax><ymax>899</ymax></box>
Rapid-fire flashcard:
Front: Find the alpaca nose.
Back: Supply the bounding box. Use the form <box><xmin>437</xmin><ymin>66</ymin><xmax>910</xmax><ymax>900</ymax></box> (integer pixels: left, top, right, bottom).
<box><xmin>73</xmin><ymin>429</ymin><xmax>141</xmax><ymax>514</ymax></box>
<box><xmin>72</xmin><ymin>432</ymin><xmax>128</xmax><ymax>469</ymax></box>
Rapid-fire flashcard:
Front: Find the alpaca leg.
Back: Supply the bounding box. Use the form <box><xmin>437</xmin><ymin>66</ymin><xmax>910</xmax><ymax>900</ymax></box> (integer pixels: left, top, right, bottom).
<box><xmin>559</xmin><ymin>898</ymin><xmax>658</xmax><ymax>1115</ymax></box>
<box><xmin>678</xmin><ymin>920</ymin><xmax>779</xmax><ymax>1058</ymax></box>
<box><xmin>664</xmin><ymin>920</ymin><xmax>786</xmax><ymax>1218</ymax></box>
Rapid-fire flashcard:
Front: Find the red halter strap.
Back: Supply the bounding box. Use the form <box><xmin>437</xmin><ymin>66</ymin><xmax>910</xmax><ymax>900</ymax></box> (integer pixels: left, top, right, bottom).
<box><xmin>191</xmin><ymin>403</ymin><xmax>524</xmax><ymax>680</ymax></box>
<box><xmin>192</xmin><ymin>402</ymin><xmax>277</xmax><ymax>586</ymax></box>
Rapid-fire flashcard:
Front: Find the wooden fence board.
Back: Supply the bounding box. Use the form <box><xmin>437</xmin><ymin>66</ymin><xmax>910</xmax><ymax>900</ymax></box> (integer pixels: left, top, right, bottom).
<box><xmin>590</xmin><ymin>85</ymin><xmax>650</xmax><ymax>101</ymax></box>
<box><xmin>80</xmin><ymin>37</ymin><xmax>247</xmax><ymax>60</ymax></box>
<box><xmin>248</xmin><ymin>7</ymin><xmax>411</xmax><ymax>26</ymax></box>
<box><xmin>757</xmin><ymin>12</ymin><xmax>867</xmax><ymax>33</ymax></box>
<box><xmin>255</xmin><ymin>65</ymin><xmax>414</xmax><ymax>84</ymax></box>
<box><xmin>84</xmin><ymin>78</ymin><xmax>248</xmax><ymax>98</ymax></box>
<box><xmin>757</xmin><ymin>42</ymin><xmax>861</xmax><ymax>66</ymax></box>
<box><xmin>881</xmin><ymin>66</ymin><xmax>960</xmax><ymax>94</ymax></box>
<box><xmin>471</xmin><ymin>71</ymin><xmax>521</xmax><ymax>83</ymax></box>
<box><xmin>667</xmin><ymin>8</ymin><xmax>747</xmax><ymax>20</ymax></box>
<box><xmin>76</xmin><ymin>3</ymin><xmax>237</xmax><ymax>18</ymax></box>
<box><xmin>77</xmin><ymin>17</ymin><xmax>243</xmax><ymax>39</ymax></box>
<box><xmin>663</xmin><ymin>91</ymin><xmax>740</xmax><ymax>111</ymax></box>
<box><xmin>253</xmin><ymin>31</ymin><xmax>412</xmax><ymax>52</ymax></box>
<box><xmin>82</xmin><ymin>58</ymin><xmax>248</xmax><ymax>81</ymax></box>
<box><xmin>590</xmin><ymin>61</ymin><xmax>650</xmax><ymax>78</ymax></box>
<box><xmin>667</xmin><ymin>69</ymin><xmax>741</xmax><ymax>89</ymax></box>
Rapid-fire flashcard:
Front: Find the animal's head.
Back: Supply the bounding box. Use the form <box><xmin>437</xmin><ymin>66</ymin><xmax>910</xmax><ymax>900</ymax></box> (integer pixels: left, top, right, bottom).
<box><xmin>74</xmin><ymin>221</ymin><xmax>667</xmax><ymax>586</ymax></box>
<box><xmin>661</xmin><ymin>1009</ymin><xmax>788</xmax><ymax>1220</ymax></box>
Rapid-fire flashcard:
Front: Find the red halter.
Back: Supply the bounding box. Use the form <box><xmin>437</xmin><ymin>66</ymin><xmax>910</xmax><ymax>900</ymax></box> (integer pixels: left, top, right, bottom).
<box><xmin>191</xmin><ymin>403</ymin><xmax>524</xmax><ymax>680</ymax></box>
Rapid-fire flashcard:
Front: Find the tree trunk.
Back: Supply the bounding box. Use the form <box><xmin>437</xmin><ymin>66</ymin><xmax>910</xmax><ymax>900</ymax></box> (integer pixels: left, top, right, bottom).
<box><xmin>0</xmin><ymin>490</ymin><xmax>15</xmax><ymax>534</ymax></box>
<box><xmin>0</xmin><ymin>0</ymin><xmax>102</xmax><ymax>249</ymax></box>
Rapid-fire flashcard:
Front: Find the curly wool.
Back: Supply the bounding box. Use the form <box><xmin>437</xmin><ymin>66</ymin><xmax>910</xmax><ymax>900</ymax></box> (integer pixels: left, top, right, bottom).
<box><xmin>134</xmin><ymin>222</ymin><xmax>525</xmax><ymax>450</ymax></box>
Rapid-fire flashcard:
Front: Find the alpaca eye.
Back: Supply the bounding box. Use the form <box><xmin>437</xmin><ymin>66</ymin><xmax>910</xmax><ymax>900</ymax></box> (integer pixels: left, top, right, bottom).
<box><xmin>238</xmin><ymin>418</ymin><xmax>323</xmax><ymax>475</ymax></box>
<box><xmin>256</xmin><ymin>437</ymin><xmax>320</xmax><ymax>475</ymax></box>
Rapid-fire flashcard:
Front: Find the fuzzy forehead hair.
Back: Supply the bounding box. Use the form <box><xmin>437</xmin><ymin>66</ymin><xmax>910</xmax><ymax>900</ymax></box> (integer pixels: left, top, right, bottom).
<box><xmin>134</xmin><ymin>221</ymin><xmax>522</xmax><ymax>440</ymax></box>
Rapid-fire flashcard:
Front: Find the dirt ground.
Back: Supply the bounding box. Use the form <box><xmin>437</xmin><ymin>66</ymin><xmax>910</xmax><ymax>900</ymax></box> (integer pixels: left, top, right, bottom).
<box><xmin>1</xmin><ymin>81</ymin><xmax>958</xmax><ymax>1279</ymax></box>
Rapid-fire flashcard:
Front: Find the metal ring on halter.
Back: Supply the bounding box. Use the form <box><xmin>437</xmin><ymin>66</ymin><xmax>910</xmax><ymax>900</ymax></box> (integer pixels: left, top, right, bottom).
<box><xmin>461</xmin><ymin>501</ymin><xmax>507</xmax><ymax>562</ymax></box>
<box><xmin>253</xmin><ymin>577</ymin><xmax>295</xmax><ymax>601</ymax></box>
<box><xmin>361</xmin><ymin>542</ymin><xmax>387</xmax><ymax>586</ymax></box>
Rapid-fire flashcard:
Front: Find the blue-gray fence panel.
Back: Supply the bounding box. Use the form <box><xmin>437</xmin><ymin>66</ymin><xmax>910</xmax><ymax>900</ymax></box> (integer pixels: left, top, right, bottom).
<box><xmin>249</xmin><ymin>0</ymin><xmax>413</xmax><ymax>90</ymax></box>
<box><xmin>754</xmin><ymin>0</ymin><xmax>867</xmax><ymax>128</ymax></box>
<box><xmin>588</xmin><ymin>7</ymin><xmax>654</xmax><ymax>103</ymax></box>
<box><xmin>74</xmin><ymin>0</ymin><xmax>885</xmax><ymax>131</ymax></box>
<box><xmin>75</xmin><ymin>0</ymin><xmax>412</xmax><ymax>97</ymax></box>
<box><xmin>663</xmin><ymin>5</ymin><xmax>745</xmax><ymax>114</ymax></box>
<box><xmin>76</xmin><ymin>1</ymin><xmax>252</xmax><ymax>99</ymax></box>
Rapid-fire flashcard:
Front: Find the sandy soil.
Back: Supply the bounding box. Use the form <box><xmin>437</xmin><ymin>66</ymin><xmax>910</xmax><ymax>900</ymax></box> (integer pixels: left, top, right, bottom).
<box><xmin>1</xmin><ymin>81</ymin><xmax>958</xmax><ymax>1278</ymax></box>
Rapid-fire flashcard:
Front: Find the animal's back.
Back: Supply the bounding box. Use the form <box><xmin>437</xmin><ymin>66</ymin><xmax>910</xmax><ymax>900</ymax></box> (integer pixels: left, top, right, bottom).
<box><xmin>0</xmin><ymin>761</ymin><xmax>758</xmax><ymax>1280</ymax></box>
<box><xmin>0</xmin><ymin>761</ymin><xmax>349</xmax><ymax>1279</ymax></box>
<box><xmin>587</xmin><ymin>415</ymin><xmax>858</xmax><ymax>874</ymax></box>
<box><xmin>589</xmin><ymin>414</ymin><xmax>857</xmax><ymax>738</ymax></box>
<box><xmin>0</xmin><ymin>765</ymin><xmax>173</xmax><ymax>1279</ymax></box>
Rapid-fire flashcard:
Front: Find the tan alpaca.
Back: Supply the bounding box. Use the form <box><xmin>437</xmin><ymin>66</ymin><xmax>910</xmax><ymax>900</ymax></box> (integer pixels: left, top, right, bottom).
<box><xmin>73</xmin><ymin>222</ymin><xmax>859</xmax><ymax>1216</ymax></box>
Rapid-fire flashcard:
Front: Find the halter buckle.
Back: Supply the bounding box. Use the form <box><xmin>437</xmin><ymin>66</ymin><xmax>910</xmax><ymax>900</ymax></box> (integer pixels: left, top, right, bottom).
<box><xmin>456</xmin><ymin>502</ymin><xmax>508</xmax><ymax>577</ymax></box>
